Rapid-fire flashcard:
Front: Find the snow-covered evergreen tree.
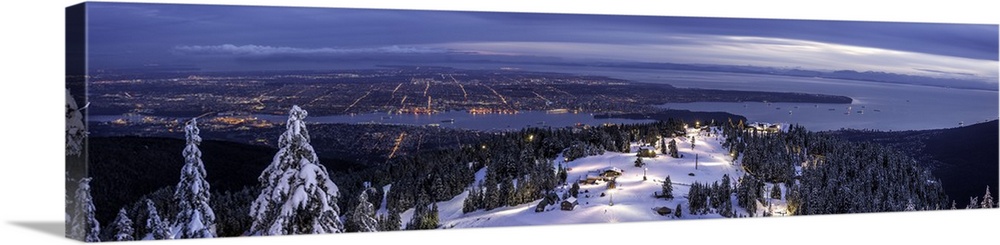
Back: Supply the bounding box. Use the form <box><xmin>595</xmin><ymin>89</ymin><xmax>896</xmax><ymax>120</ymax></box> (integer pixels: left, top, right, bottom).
<box><xmin>717</xmin><ymin>175</ymin><xmax>734</xmax><ymax>217</ymax></box>
<box><xmin>967</xmin><ymin>197</ymin><xmax>979</xmax><ymax>209</ymax></box>
<box><xmin>667</xmin><ymin>139</ymin><xmax>679</xmax><ymax>158</ymax></box>
<box><xmin>430</xmin><ymin>176</ymin><xmax>445</xmax><ymax>201</ymax></box>
<box><xmin>69</xmin><ymin>178</ymin><xmax>100</xmax><ymax>242</ymax></box>
<box><xmin>376</xmin><ymin>211</ymin><xmax>401</xmax><ymax>231</ymax></box>
<box><xmin>249</xmin><ymin>105</ymin><xmax>343</xmax><ymax>235</ymax></box>
<box><xmin>347</xmin><ymin>184</ymin><xmax>379</xmax><ymax>232</ymax></box>
<box><xmin>65</xmin><ymin>89</ymin><xmax>86</xmax><ymax>157</ymax></box>
<box><xmin>173</xmin><ymin>118</ymin><xmax>217</xmax><ymax>238</ymax></box>
<box><xmin>112</xmin><ymin>208</ymin><xmax>135</xmax><ymax>241</ymax></box>
<box><xmin>904</xmin><ymin>199</ymin><xmax>916</xmax><ymax>211</ymax></box>
<box><xmin>65</xmin><ymin>173</ymin><xmax>74</xmax><ymax>238</ymax></box>
<box><xmin>982</xmin><ymin>186</ymin><xmax>994</xmax><ymax>209</ymax></box>
<box><xmin>429</xmin><ymin>202</ymin><xmax>440</xmax><ymax>227</ymax></box>
<box><xmin>406</xmin><ymin>192</ymin><xmax>439</xmax><ymax>230</ymax></box>
<box><xmin>661</xmin><ymin>176</ymin><xmax>673</xmax><ymax>199</ymax></box>
<box><xmin>660</xmin><ymin>138</ymin><xmax>668</xmax><ymax>155</ymax></box>
<box><xmin>146</xmin><ymin>199</ymin><xmax>171</xmax><ymax>240</ymax></box>
<box><xmin>556</xmin><ymin>164</ymin><xmax>568</xmax><ymax>184</ymax></box>
<box><xmin>462</xmin><ymin>187</ymin><xmax>482</xmax><ymax>213</ymax></box>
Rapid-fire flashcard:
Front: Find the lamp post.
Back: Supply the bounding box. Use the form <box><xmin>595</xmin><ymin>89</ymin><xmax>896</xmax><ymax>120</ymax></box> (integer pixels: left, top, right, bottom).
<box><xmin>643</xmin><ymin>167</ymin><xmax>648</xmax><ymax>181</ymax></box>
<box><xmin>609</xmin><ymin>190</ymin><xmax>614</xmax><ymax>206</ymax></box>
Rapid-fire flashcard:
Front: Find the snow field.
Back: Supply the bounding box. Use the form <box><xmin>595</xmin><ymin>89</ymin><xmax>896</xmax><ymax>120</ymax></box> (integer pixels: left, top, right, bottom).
<box><xmin>399</xmin><ymin>127</ymin><xmax>796</xmax><ymax>229</ymax></box>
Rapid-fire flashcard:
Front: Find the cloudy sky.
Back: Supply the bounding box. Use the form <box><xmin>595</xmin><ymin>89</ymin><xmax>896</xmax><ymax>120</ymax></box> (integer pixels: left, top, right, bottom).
<box><xmin>85</xmin><ymin>2</ymin><xmax>998</xmax><ymax>83</ymax></box>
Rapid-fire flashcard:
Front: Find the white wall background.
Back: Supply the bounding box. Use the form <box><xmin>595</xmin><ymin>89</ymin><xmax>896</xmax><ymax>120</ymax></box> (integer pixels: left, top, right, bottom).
<box><xmin>0</xmin><ymin>1</ymin><xmax>996</xmax><ymax>244</ymax></box>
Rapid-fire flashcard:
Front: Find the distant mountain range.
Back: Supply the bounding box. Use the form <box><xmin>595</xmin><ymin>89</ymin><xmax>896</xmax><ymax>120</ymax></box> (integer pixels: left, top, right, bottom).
<box><xmin>535</xmin><ymin>61</ymin><xmax>997</xmax><ymax>91</ymax></box>
<box><xmin>93</xmin><ymin>55</ymin><xmax>996</xmax><ymax>92</ymax></box>
<box><xmin>416</xmin><ymin>56</ymin><xmax>997</xmax><ymax>91</ymax></box>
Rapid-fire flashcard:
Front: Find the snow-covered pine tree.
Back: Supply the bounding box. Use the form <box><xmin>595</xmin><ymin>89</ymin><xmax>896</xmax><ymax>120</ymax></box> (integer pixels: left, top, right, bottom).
<box><xmin>249</xmin><ymin>105</ymin><xmax>343</xmax><ymax>235</ymax></box>
<box><xmin>65</xmin><ymin>173</ymin><xmax>74</xmax><ymax>237</ymax></box>
<box><xmin>483</xmin><ymin>174</ymin><xmax>501</xmax><ymax>210</ymax></box>
<box><xmin>347</xmin><ymin>184</ymin><xmax>379</xmax><ymax>232</ymax></box>
<box><xmin>173</xmin><ymin>118</ymin><xmax>217</xmax><ymax>238</ymax></box>
<box><xmin>407</xmin><ymin>192</ymin><xmax>436</xmax><ymax>230</ymax></box>
<box><xmin>462</xmin><ymin>187</ymin><xmax>481</xmax><ymax>213</ymax></box>
<box><xmin>376</xmin><ymin>211</ymin><xmax>402</xmax><ymax>231</ymax></box>
<box><xmin>557</xmin><ymin>164</ymin><xmax>568</xmax><ymax>184</ymax></box>
<box><xmin>146</xmin><ymin>199</ymin><xmax>171</xmax><ymax>240</ymax></box>
<box><xmin>905</xmin><ymin>199</ymin><xmax>916</xmax><ymax>211</ymax></box>
<box><xmin>429</xmin><ymin>202</ymin><xmax>440</xmax><ymax>226</ymax></box>
<box><xmin>69</xmin><ymin>178</ymin><xmax>100</xmax><ymax>242</ymax></box>
<box><xmin>430</xmin><ymin>176</ymin><xmax>445</xmax><ymax>201</ymax></box>
<box><xmin>661</xmin><ymin>176</ymin><xmax>673</xmax><ymax>199</ymax></box>
<box><xmin>967</xmin><ymin>197</ymin><xmax>979</xmax><ymax>209</ymax></box>
<box><xmin>660</xmin><ymin>138</ymin><xmax>668</xmax><ymax>155</ymax></box>
<box><xmin>982</xmin><ymin>186</ymin><xmax>994</xmax><ymax>209</ymax></box>
<box><xmin>718</xmin><ymin>175</ymin><xmax>733</xmax><ymax>217</ymax></box>
<box><xmin>668</xmin><ymin>139</ymin><xmax>679</xmax><ymax>158</ymax></box>
<box><xmin>112</xmin><ymin>208</ymin><xmax>135</xmax><ymax>241</ymax></box>
<box><xmin>499</xmin><ymin>179</ymin><xmax>515</xmax><ymax>207</ymax></box>
<box><xmin>65</xmin><ymin>89</ymin><xmax>86</xmax><ymax>157</ymax></box>
<box><xmin>570</xmin><ymin>182</ymin><xmax>580</xmax><ymax>198</ymax></box>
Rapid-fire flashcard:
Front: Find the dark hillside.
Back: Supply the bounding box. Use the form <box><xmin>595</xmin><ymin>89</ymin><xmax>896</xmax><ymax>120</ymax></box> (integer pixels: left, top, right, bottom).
<box><xmin>824</xmin><ymin>120</ymin><xmax>998</xmax><ymax>207</ymax></box>
<box><xmin>923</xmin><ymin>120</ymin><xmax>998</xmax><ymax>207</ymax></box>
<box><xmin>87</xmin><ymin>136</ymin><xmax>363</xmax><ymax>224</ymax></box>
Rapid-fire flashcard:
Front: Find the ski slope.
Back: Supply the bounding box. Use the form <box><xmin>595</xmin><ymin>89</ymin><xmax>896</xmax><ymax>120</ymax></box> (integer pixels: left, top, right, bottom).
<box><xmin>401</xmin><ymin>126</ymin><xmax>792</xmax><ymax>230</ymax></box>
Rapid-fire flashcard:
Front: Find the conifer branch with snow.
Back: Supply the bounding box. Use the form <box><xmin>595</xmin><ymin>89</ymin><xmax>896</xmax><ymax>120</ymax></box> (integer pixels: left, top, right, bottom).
<box><xmin>249</xmin><ymin>105</ymin><xmax>344</xmax><ymax>235</ymax></box>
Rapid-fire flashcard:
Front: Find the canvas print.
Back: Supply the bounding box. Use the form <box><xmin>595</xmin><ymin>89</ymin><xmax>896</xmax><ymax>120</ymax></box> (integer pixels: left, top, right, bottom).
<box><xmin>65</xmin><ymin>2</ymin><xmax>998</xmax><ymax>242</ymax></box>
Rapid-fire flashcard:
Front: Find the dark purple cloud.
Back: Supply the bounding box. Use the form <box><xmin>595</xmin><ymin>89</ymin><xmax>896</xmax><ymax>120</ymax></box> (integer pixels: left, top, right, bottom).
<box><xmin>84</xmin><ymin>2</ymin><xmax>998</xmax><ymax>73</ymax></box>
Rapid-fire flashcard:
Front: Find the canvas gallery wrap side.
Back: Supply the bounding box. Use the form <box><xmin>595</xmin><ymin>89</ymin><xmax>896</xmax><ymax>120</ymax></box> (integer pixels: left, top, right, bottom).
<box><xmin>64</xmin><ymin>1</ymin><xmax>999</xmax><ymax>242</ymax></box>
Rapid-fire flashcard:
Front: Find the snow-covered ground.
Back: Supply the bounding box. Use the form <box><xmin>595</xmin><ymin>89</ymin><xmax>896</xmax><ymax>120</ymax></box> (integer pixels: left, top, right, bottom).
<box><xmin>376</xmin><ymin>184</ymin><xmax>392</xmax><ymax>217</ymax></box>
<box><xmin>397</xmin><ymin>127</ymin><xmax>792</xmax><ymax>230</ymax></box>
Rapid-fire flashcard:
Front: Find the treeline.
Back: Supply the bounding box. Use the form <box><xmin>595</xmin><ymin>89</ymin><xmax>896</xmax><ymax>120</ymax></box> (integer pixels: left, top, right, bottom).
<box><xmin>823</xmin><ymin>120</ymin><xmax>999</xmax><ymax>208</ymax></box>
<box><xmin>686</xmin><ymin>175</ymin><xmax>735</xmax><ymax>217</ymax></box>
<box><xmin>719</xmin><ymin>122</ymin><xmax>950</xmax><ymax>215</ymax></box>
